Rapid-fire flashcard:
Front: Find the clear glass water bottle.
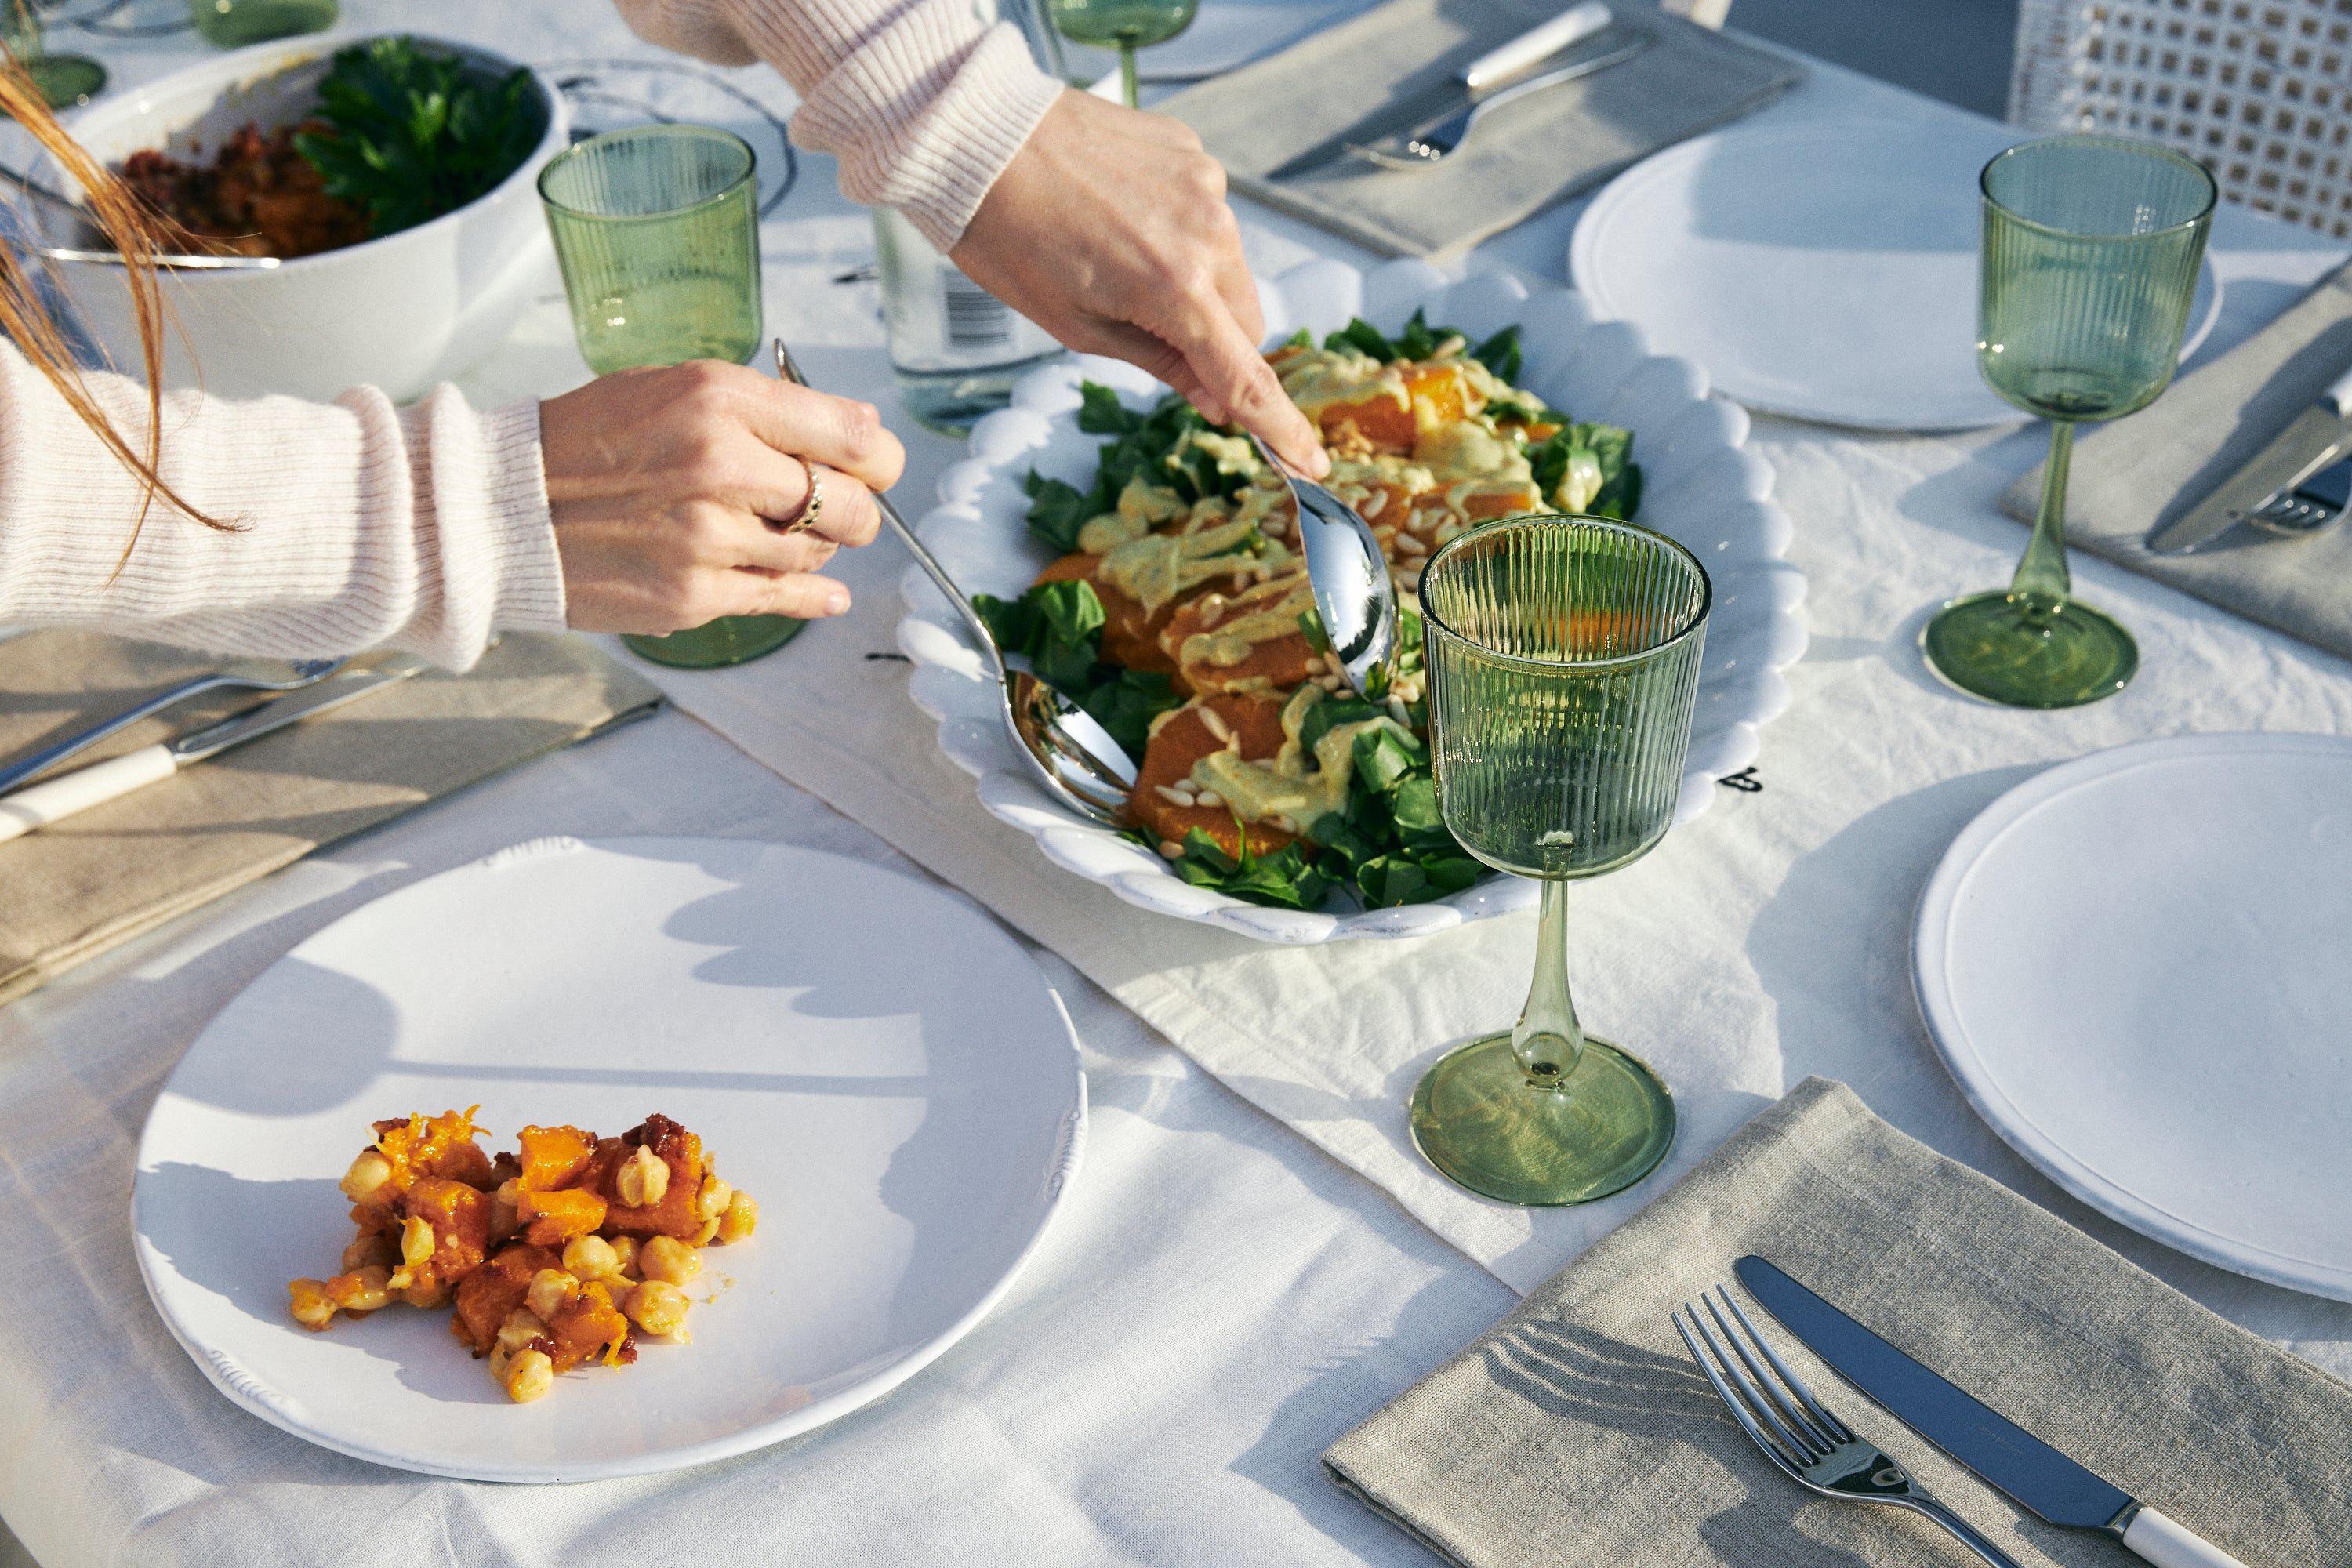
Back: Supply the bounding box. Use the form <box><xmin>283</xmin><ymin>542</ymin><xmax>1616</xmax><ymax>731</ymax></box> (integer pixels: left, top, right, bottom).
<box><xmin>874</xmin><ymin>0</ymin><xmax>1069</xmax><ymax>434</ymax></box>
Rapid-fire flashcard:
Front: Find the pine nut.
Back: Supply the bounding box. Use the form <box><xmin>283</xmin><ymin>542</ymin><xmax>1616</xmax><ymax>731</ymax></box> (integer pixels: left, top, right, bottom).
<box><xmin>1195</xmin><ymin>789</ymin><xmax>1224</xmax><ymax>810</ymax></box>
<box><xmin>1199</xmin><ymin>707</ymin><xmax>1232</xmax><ymax>744</ymax></box>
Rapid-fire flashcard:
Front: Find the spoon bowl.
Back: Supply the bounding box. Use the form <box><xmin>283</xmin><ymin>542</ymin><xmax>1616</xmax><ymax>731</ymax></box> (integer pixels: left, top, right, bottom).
<box><xmin>1246</xmin><ymin>430</ymin><xmax>1399</xmax><ymax>697</ymax></box>
<box><xmin>774</xmin><ymin>341</ymin><xmax>1138</xmax><ymax>828</ymax></box>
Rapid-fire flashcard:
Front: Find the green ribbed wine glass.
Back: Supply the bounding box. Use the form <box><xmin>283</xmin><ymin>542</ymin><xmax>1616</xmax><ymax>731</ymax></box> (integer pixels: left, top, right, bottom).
<box><xmin>1922</xmin><ymin>135</ymin><xmax>2216</xmax><ymax>709</ymax></box>
<box><xmin>540</xmin><ymin>125</ymin><xmax>799</xmax><ymax>670</ymax></box>
<box><xmin>1410</xmin><ymin>515</ymin><xmax>1710</xmax><ymax>1207</ymax></box>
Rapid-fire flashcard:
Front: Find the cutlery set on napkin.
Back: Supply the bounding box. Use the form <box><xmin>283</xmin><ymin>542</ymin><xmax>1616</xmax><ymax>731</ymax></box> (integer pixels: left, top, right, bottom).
<box><xmin>1327</xmin><ymin>1080</ymin><xmax>2343</xmax><ymax>1567</ymax></box>
<box><xmin>0</xmin><ymin>631</ymin><xmax>661</xmax><ymax>1004</ymax></box>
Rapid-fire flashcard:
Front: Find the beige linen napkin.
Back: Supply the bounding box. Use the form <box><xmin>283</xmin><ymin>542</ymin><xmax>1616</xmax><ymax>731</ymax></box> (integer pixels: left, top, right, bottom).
<box><xmin>2000</xmin><ymin>259</ymin><xmax>2352</xmax><ymax>661</ymax></box>
<box><xmin>0</xmin><ymin>630</ymin><xmax>662</xmax><ymax>1003</ymax></box>
<box><xmin>1162</xmin><ymin>0</ymin><xmax>1804</xmax><ymax>260</ymax></box>
<box><xmin>1324</xmin><ymin>1077</ymin><xmax>2350</xmax><ymax>1567</ymax></box>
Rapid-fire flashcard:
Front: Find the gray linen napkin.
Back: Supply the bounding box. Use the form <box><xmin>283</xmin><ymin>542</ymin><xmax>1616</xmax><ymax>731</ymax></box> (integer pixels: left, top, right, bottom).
<box><xmin>1324</xmin><ymin>1077</ymin><xmax>2348</xmax><ymax>1566</ymax></box>
<box><xmin>0</xmin><ymin>630</ymin><xmax>662</xmax><ymax>1004</ymax></box>
<box><xmin>2000</xmin><ymin>260</ymin><xmax>2352</xmax><ymax>661</ymax></box>
<box><xmin>1162</xmin><ymin>0</ymin><xmax>1804</xmax><ymax>260</ymax></box>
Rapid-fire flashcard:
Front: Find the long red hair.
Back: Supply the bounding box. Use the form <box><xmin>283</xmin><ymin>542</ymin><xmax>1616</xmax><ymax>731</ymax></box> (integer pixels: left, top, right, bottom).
<box><xmin>1</xmin><ymin>42</ymin><xmax>227</xmax><ymax>550</ymax></box>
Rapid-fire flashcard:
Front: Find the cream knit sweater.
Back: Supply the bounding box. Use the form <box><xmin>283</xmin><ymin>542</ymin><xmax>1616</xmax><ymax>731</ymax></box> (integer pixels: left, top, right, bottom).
<box><xmin>2</xmin><ymin>0</ymin><xmax>1060</xmax><ymax>670</ymax></box>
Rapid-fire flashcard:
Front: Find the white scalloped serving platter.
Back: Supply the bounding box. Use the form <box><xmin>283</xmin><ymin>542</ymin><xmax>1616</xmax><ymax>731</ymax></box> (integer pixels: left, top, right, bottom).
<box><xmin>898</xmin><ymin>258</ymin><xmax>1809</xmax><ymax>944</ymax></box>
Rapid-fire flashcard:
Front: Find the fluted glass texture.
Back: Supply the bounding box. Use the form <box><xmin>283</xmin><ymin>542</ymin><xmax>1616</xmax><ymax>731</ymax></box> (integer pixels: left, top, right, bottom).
<box><xmin>1977</xmin><ymin>136</ymin><xmax>2216</xmax><ymax>422</ymax></box>
<box><xmin>1420</xmin><ymin>516</ymin><xmax>1711</xmax><ymax>881</ymax></box>
<box><xmin>539</xmin><ymin>126</ymin><xmax>763</xmax><ymax>376</ymax></box>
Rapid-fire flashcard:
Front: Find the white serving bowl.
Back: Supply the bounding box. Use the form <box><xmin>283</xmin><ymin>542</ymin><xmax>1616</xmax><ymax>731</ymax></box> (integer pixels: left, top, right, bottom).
<box><xmin>42</xmin><ymin>32</ymin><xmax>568</xmax><ymax>402</ymax></box>
<box><xmin>898</xmin><ymin>258</ymin><xmax>1809</xmax><ymax>944</ymax></box>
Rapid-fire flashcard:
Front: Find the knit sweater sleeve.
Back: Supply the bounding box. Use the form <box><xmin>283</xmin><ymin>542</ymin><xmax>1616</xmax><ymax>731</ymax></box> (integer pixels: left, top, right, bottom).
<box><xmin>0</xmin><ymin>345</ymin><xmax>567</xmax><ymax>670</ymax></box>
<box><xmin>612</xmin><ymin>0</ymin><xmax>1062</xmax><ymax>251</ymax></box>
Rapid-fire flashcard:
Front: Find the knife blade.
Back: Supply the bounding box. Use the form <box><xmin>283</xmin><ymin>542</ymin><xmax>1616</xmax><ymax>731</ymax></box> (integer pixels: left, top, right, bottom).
<box><xmin>1265</xmin><ymin>1</ymin><xmax>1613</xmax><ymax>180</ymax></box>
<box><xmin>1735</xmin><ymin>1256</ymin><xmax>2249</xmax><ymax>1568</ymax></box>
<box><xmin>0</xmin><ymin>655</ymin><xmax>426</xmax><ymax>844</ymax></box>
<box><xmin>2148</xmin><ymin>361</ymin><xmax>2352</xmax><ymax>554</ymax></box>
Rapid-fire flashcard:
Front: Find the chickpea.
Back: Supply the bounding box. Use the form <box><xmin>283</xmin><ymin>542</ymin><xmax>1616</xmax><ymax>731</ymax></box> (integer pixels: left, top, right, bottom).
<box><xmin>495</xmin><ymin>1308</ymin><xmax>546</xmax><ymax>1356</ymax></box>
<box><xmin>626</xmin><ymin>1280</ymin><xmax>691</xmax><ymax>1339</ymax></box>
<box><xmin>503</xmin><ymin>1348</ymin><xmax>554</xmax><ymax>1403</ymax></box>
<box><xmin>716</xmin><ymin>1191</ymin><xmax>759</xmax><ymax>1245</ymax></box>
<box><xmin>561</xmin><ymin>1235</ymin><xmax>621</xmax><ymax>1280</ymax></box>
<box><xmin>288</xmin><ymin>1279</ymin><xmax>337</xmax><ymax>1330</ymax></box>
<box><xmin>615</xmin><ymin>1145</ymin><xmax>669</xmax><ymax>1208</ymax></box>
<box><xmin>399</xmin><ymin>1216</ymin><xmax>435</xmax><ymax>1269</ymax></box>
<box><xmin>339</xmin><ymin>1151</ymin><xmax>393</xmax><ymax>1203</ymax></box>
<box><xmin>328</xmin><ymin>1265</ymin><xmax>392</xmax><ymax>1312</ymax></box>
<box><xmin>610</xmin><ymin>1236</ymin><xmax>641</xmax><ymax>1279</ymax></box>
<box><xmin>637</xmin><ymin>1235</ymin><xmax>701</xmax><ymax>1286</ymax></box>
<box><xmin>340</xmin><ymin>1232</ymin><xmax>397</xmax><ymax>1273</ymax></box>
<box><xmin>695</xmin><ymin>1175</ymin><xmax>734</xmax><ymax>1223</ymax></box>
<box><xmin>526</xmin><ymin>1268</ymin><xmax>580</xmax><ymax>1323</ymax></box>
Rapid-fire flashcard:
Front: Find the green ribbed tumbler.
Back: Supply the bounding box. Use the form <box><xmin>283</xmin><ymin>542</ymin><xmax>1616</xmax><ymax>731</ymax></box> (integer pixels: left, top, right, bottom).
<box><xmin>540</xmin><ymin>125</ymin><xmax>797</xmax><ymax>669</ymax></box>
<box><xmin>1922</xmin><ymin>135</ymin><xmax>2216</xmax><ymax>708</ymax></box>
<box><xmin>1410</xmin><ymin>515</ymin><xmax>1710</xmax><ymax>1206</ymax></box>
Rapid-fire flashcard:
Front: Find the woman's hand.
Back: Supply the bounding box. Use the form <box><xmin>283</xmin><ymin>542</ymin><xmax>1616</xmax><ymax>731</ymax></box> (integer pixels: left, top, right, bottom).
<box><xmin>952</xmin><ymin>90</ymin><xmax>1330</xmax><ymax>478</ymax></box>
<box><xmin>539</xmin><ymin>361</ymin><xmax>903</xmax><ymax>633</ymax></box>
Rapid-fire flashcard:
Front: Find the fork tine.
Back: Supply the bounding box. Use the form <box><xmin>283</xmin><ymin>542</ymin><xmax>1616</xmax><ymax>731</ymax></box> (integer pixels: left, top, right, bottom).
<box><xmin>1718</xmin><ymin>1288</ymin><xmax>1855</xmax><ymax>1444</ymax></box>
<box><xmin>1703</xmin><ymin>1291</ymin><xmax>1834</xmax><ymax>1457</ymax></box>
<box><xmin>1682</xmin><ymin>1300</ymin><xmax>1819</xmax><ymax>1463</ymax></box>
<box><xmin>1671</xmin><ymin>1308</ymin><xmax>1808</xmax><ymax>1475</ymax></box>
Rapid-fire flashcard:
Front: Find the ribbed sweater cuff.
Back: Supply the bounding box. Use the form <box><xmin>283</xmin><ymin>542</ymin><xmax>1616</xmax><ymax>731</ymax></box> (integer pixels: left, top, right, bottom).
<box><xmin>398</xmin><ymin>393</ymin><xmax>567</xmax><ymax>670</ymax></box>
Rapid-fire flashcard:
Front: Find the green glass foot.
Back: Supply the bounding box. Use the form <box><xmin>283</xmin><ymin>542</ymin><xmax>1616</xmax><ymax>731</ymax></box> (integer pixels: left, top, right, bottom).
<box><xmin>1921</xmin><ymin>589</ymin><xmax>2137</xmax><ymax>710</ymax></box>
<box><xmin>1409</xmin><ymin>1032</ymin><xmax>1675</xmax><ymax>1207</ymax></box>
<box><xmin>24</xmin><ymin>53</ymin><xmax>106</xmax><ymax>108</ymax></box>
<box><xmin>622</xmin><ymin>614</ymin><xmax>804</xmax><ymax>669</ymax></box>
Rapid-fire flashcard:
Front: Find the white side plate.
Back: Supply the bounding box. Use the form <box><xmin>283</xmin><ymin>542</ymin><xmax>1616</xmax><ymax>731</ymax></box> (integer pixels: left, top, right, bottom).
<box><xmin>899</xmin><ymin>257</ymin><xmax>1808</xmax><ymax>943</ymax></box>
<box><xmin>1572</xmin><ymin>117</ymin><xmax>2223</xmax><ymax>432</ymax></box>
<box><xmin>1914</xmin><ymin>735</ymin><xmax>2352</xmax><ymax>1301</ymax></box>
<box><xmin>134</xmin><ymin>837</ymin><xmax>1086</xmax><ymax>1481</ymax></box>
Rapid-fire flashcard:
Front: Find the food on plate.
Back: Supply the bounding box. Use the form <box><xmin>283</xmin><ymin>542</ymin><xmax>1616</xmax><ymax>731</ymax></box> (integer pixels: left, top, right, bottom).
<box><xmin>116</xmin><ymin>38</ymin><xmax>539</xmax><ymax>260</ymax></box>
<box><xmin>973</xmin><ymin>310</ymin><xmax>1644</xmax><ymax>912</ymax></box>
<box><xmin>286</xmin><ymin>1108</ymin><xmax>758</xmax><ymax>1403</ymax></box>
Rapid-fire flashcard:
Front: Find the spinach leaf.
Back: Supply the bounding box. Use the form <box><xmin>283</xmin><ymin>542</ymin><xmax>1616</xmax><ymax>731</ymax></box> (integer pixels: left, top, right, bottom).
<box><xmin>1393</xmin><ymin>307</ymin><xmax>1442</xmax><ymax>361</ymax></box>
<box><xmin>1470</xmin><ymin>325</ymin><xmax>1523</xmax><ymax>383</ymax></box>
<box><xmin>1022</xmin><ymin>470</ymin><xmax>1103</xmax><ymax>555</ymax></box>
<box><xmin>1173</xmin><ymin>826</ymin><xmax>1331</xmax><ymax>911</ymax></box>
<box><xmin>1077</xmin><ymin>383</ymin><xmax>1142</xmax><ymax>435</ymax></box>
<box><xmin>1323</xmin><ymin>317</ymin><xmax>1396</xmax><ymax>361</ymax></box>
<box><xmin>293</xmin><ymin>37</ymin><xmax>540</xmax><ymax>238</ymax></box>
<box><xmin>971</xmin><ymin>579</ymin><xmax>1183</xmax><ymax>756</ymax></box>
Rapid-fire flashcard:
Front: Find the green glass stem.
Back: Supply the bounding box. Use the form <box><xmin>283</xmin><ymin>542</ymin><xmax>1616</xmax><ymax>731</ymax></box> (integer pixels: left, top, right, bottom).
<box><xmin>2012</xmin><ymin>419</ymin><xmax>2076</xmax><ymax>607</ymax></box>
<box><xmin>1118</xmin><ymin>39</ymin><xmax>1138</xmax><ymax>107</ymax></box>
<box><xmin>1512</xmin><ymin>874</ymin><xmax>1584</xmax><ymax>1090</ymax></box>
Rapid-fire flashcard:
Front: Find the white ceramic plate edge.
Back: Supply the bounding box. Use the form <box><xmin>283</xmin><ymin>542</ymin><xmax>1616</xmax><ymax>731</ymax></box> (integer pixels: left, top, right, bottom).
<box><xmin>131</xmin><ymin>834</ymin><xmax>1091</xmax><ymax>1482</ymax></box>
<box><xmin>1911</xmin><ymin>735</ymin><xmax>2352</xmax><ymax>1303</ymax></box>
<box><xmin>1570</xmin><ymin>118</ymin><xmax>2225</xmax><ymax>434</ymax></box>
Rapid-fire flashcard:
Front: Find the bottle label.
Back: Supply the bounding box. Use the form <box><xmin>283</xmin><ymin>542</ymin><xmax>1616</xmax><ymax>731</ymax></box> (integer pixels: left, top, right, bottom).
<box><xmin>942</xmin><ymin>272</ymin><xmax>1016</xmax><ymax>353</ymax></box>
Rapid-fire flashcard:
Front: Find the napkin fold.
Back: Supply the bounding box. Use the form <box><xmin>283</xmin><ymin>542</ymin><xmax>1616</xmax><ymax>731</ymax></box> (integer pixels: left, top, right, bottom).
<box><xmin>0</xmin><ymin>630</ymin><xmax>662</xmax><ymax>1004</ymax></box>
<box><xmin>1325</xmin><ymin>1078</ymin><xmax>2349</xmax><ymax>1567</ymax></box>
<box><xmin>2001</xmin><ymin>259</ymin><xmax>2352</xmax><ymax>662</ymax></box>
<box><xmin>1162</xmin><ymin>0</ymin><xmax>1804</xmax><ymax>260</ymax></box>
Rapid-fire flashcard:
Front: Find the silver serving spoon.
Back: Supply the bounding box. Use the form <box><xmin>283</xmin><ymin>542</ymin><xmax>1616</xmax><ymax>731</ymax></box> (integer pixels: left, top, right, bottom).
<box><xmin>772</xmin><ymin>341</ymin><xmax>1138</xmax><ymax>827</ymax></box>
<box><xmin>2</xmin><ymin>160</ymin><xmax>281</xmax><ymax>270</ymax></box>
<box><xmin>0</xmin><ymin>655</ymin><xmax>346</xmax><ymax>793</ymax></box>
<box><xmin>1247</xmin><ymin>431</ymin><xmax>1398</xmax><ymax>697</ymax></box>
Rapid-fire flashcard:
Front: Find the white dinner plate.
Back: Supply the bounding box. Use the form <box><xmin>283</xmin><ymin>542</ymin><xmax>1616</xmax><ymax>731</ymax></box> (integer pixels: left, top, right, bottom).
<box><xmin>899</xmin><ymin>257</ymin><xmax>1808</xmax><ymax>943</ymax></box>
<box><xmin>1570</xmin><ymin>117</ymin><xmax>2224</xmax><ymax>431</ymax></box>
<box><xmin>1913</xmin><ymin>735</ymin><xmax>2352</xmax><ymax>1301</ymax></box>
<box><xmin>133</xmin><ymin>837</ymin><xmax>1086</xmax><ymax>1481</ymax></box>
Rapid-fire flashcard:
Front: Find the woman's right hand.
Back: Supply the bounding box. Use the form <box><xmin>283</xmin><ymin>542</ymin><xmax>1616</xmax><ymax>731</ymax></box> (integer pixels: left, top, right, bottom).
<box><xmin>539</xmin><ymin>360</ymin><xmax>904</xmax><ymax>633</ymax></box>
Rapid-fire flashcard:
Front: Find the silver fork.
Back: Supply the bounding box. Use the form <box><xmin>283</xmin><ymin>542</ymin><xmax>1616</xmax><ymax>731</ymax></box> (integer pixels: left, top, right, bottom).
<box><xmin>1673</xmin><ymin>1287</ymin><xmax>2025</xmax><ymax>1568</ymax></box>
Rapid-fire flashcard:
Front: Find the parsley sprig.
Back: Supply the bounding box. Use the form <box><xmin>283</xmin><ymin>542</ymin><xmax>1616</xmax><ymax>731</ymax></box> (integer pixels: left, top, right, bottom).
<box><xmin>294</xmin><ymin>38</ymin><xmax>542</xmax><ymax>239</ymax></box>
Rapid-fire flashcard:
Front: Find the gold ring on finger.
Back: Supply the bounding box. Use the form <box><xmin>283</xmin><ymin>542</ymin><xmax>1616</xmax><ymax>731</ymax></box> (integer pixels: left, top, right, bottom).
<box><xmin>784</xmin><ymin>460</ymin><xmax>825</xmax><ymax>536</ymax></box>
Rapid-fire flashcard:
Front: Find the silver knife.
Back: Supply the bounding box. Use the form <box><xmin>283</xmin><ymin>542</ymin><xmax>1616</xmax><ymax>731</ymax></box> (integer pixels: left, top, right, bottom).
<box><xmin>1736</xmin><ymin>1256</ymin><xmax>2248</xmax><ymax>1568</ymax></box>
<box><xmin>1265</xmin><ymin>2</ymin><xmax>1617</xmax><ymax>180</ymax></box>
<box><xmin>2148</xmin><ymin>361</ymin><xmax>2352</xmax><ymax>554</ymax></box>
<box><xmin>0</xmin><ymin>655</ymin><xmax>427</xmax><ymax>844</ymax></box>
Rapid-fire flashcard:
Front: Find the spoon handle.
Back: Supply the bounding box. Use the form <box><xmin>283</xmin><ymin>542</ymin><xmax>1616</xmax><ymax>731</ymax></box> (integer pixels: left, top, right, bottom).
<box><xmin>771</xmin><ymin>341</ymin><xmax>1009</xmax><ymax>681</ymax></box>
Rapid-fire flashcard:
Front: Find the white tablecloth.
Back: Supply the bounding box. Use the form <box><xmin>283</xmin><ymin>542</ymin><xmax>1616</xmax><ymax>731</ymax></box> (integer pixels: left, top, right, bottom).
<box><xmin>3</xmin><ymin>3</ymin><xmax>2350</xmax><ymax>1564</ymax></box>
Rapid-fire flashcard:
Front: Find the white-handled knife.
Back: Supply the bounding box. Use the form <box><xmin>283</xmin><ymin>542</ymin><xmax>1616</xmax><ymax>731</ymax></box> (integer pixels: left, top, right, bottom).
<box><xmin>1460</xmin><ymin>1</ymin><xmax>1613</xmax><ymax>89</ymax></box>
<box><xmin>0</xmin><ymin>655</ymin><xmax>426</xmax><ymax>845</ymax></box>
